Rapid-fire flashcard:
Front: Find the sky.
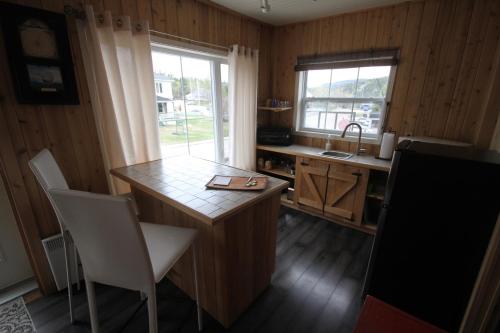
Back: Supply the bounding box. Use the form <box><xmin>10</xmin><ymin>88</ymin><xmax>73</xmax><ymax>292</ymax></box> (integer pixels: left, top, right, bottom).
<box><xmin>308</xmin><ymin>66</ymin><xmax>391</xmax><ymax>87</ymax></box>
<box><xmin>152</xmin><ymin>50</ymin><xmax>385</xmax><ymax>85</ymax></box>
<box><xmin>152</xmin><ymin>51</ymin><xmax>228</xmax><ymax>82</ymax></box>
<box><xmin>152</xmin><ymin>52</ymin><xmax>211</xmax><ymax>79</ymax></box>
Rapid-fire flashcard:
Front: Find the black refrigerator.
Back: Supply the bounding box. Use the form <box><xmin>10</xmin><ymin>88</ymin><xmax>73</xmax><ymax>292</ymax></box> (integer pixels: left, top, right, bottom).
<box><xmin>363</xmin><ymin>140</ymin><xmax>500</xmax><ymax>332</ymax></box>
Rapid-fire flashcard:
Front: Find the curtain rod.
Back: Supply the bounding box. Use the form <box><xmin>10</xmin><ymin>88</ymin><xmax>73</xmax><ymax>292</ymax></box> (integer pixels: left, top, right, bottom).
<box><xmin>149</xmin><ymin>30</ymin><xmax>230</xmax><ymax>51</ymax></box>
<box><xmin>63</xmin><ymin>5</ymin><xmax>230</xmax><ymax>52</ymax></box>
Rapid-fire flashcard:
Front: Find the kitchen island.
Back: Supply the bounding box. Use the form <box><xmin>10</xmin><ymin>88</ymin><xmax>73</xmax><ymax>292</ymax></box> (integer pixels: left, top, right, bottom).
<box><xmin>111</xmin><ymin>157</ymin><xmax>289</xmax><ymax>327</ymax></box>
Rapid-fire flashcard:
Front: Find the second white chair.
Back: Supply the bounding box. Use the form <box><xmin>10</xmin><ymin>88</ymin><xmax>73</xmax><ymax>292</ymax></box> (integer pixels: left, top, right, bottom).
<box><xmin>29</xmin><ymin>148</ymin><xmax>140</xmax><ymax>324</ymax></box>
<box><xmin>29</xmin><ymin>149</ymin><xmax>79</xmax><ymax>323</ymax></box>
<box><xmin>48</xmin><ymin>188</ymin><xmax>203</xmax><ymax>333</ymax></box>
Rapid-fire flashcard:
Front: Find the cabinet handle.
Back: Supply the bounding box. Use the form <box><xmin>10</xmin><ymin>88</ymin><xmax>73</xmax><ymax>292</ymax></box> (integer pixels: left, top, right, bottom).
<box><xmin>301</xmin><ymin>161</ymin><xmax>309</xmax><ymax>166</ymax></box>
<box><xmin>352</xmin><ymin>172</ymin><xmax>362</xmax><ymax>177</ymax></box>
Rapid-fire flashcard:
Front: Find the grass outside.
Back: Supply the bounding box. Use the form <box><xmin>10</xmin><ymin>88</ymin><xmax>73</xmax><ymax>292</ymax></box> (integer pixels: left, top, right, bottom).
<box><xmin>159</xmin><ymin>117</ymin><xmax>228</xmax><ymax>145</ymax></box>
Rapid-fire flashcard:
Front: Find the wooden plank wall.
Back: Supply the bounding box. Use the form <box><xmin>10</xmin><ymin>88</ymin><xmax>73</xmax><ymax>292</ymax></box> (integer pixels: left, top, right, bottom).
<box><xmin>267</xmin><ymin>0</ymin><xmax>500</xmax><ymax>153</ymax></box>
<box><xmin>2</xmin><ymin>0</ymin><xmax>498</xmax><ymax>295</ymax></box>
<box><xmin>0</xmin><ymin>0</ymin><xmax>109</xmax><ymax>294</ymax></box>
<box><xmin>0</xmin><ymin>0</ymin><xmax>273</xmax><ymax>294</ymax></box>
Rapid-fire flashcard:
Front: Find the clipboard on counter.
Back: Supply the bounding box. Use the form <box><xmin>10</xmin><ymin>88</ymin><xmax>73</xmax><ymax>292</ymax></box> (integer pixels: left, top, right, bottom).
<box><xmin>205</xmin><ymin>175</ymin><xmax>268</xmax><ymax>190</ymax></box>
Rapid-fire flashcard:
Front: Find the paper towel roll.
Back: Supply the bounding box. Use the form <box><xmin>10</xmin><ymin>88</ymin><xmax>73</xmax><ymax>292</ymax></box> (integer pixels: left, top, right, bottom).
<box><xmin>379</xmin><ymin>132</ymin><xmax>395</xmax><ymax>160</ymax></box>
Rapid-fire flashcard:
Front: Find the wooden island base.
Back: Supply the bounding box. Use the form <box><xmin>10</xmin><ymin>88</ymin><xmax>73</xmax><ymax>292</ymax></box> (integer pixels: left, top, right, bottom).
<box><xmin>132</xmin><ymin>187</ymin><xmax>281</xmax><ymax>328</ymax></box>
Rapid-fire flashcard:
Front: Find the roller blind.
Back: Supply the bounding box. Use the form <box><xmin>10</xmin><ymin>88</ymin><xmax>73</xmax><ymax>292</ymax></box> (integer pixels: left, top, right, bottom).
<box><xmin>295</xmin><ymin>48</ymin><xmax>399</xmax><ymax>72</ymax></box>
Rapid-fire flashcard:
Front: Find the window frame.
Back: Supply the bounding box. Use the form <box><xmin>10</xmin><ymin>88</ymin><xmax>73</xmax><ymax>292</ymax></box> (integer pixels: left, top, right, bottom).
<box><xmin>294</xmin><ymin>65</ymin><xmax>397</xmax><ymax>141</ymax></box>
<box><xmin>151</xmin><ymin>37</ymin><xmax>228</xmax><ymax>163</ymax></box>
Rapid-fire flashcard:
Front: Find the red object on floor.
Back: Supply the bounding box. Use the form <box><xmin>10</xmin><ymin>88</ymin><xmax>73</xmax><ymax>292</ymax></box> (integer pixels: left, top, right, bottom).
<box><xmin>353</xmin><ymin>296</ymin><xmax>448</xmax><ymax>333</ymax></box>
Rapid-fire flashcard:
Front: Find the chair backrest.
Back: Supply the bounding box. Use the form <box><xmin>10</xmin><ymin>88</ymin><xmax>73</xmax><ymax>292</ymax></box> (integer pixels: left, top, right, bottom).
<box><xmin>29</xmin><ymin>149</ymin><xmax>69</xmax><ymax>231</ymax></box>
<box><xmin>28</xmin><ymin>149</ymin><xmax>69</xmax><ymax>192</ymax></box>
<box><xmin>48</xmin><ymin>188</ymin><xmax>155</xmax><ymax>292</ymax></box>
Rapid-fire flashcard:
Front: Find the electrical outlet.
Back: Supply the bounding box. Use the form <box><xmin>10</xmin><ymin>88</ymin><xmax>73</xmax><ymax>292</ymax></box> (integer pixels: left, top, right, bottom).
<box><xmin>0</xmin><ymin>244</ymin><xmax>5</xmax><ymax>263</ymax></box>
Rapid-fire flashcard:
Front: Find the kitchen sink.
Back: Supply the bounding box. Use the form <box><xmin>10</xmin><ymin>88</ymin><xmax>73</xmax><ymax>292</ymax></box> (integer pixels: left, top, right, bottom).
<box><xmin>319</xmin><ymin>151</ymin><xmax>353</xmax><ymax>159</ymax></box>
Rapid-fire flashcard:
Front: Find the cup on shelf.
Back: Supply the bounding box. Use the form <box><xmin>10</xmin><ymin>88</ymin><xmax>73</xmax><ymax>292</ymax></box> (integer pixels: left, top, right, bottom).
<box><xmin>264</xmin><ymin>160</ymin><xmax>272</xmax><ymax>170</ymax></box>
<box><xmin>257</xmin><ymin>157</ymin><xmax>264</xmax><ymax>169</ymax></box>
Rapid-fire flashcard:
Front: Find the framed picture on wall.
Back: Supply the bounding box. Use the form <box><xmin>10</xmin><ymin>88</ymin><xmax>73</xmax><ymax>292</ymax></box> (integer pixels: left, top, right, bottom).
<box><xmin>0</xmin><ymin>2</ymin><xmax>79</xmax><ymax>105</ymax></box>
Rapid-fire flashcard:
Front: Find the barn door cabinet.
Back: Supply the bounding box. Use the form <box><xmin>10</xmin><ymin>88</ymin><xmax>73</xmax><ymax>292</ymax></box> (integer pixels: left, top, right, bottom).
<box><xmin>256</xmin><ymin>144</ymin><xmax>391</xmax><ymax>234</ymax></box>
<box><xmin>324</xmin><ymin>163</ymin><xmax>369</xmax><ymax>225</ymax></box>
<box><xmin>294</xmin><ymin>157</ymin><xmax>329</xmax><ymax>213</ymax></box>
<box><xmin>295</xmin><ymin>157</ymin><xmax>369</xmax><ymax>225</ymax></box>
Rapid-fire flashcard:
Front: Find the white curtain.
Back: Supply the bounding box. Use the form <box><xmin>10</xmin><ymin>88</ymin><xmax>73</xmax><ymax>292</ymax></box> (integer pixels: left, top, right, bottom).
<box><xmin>77</xmin><ymin>6</ymin><xmax>161</xmax><ymax>194</ymax></box>
<box><xmin>228</xmin><ymin>45</ymin><xmax>259</xmax><ymax>171</ymax></box>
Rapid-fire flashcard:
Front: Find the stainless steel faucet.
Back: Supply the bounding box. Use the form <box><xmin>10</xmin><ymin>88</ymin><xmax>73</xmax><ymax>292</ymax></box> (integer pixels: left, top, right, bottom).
<box><xmin>341</xmin><ymin>122</ymin><xmax>365</xmax><ymax>155</ymax></box>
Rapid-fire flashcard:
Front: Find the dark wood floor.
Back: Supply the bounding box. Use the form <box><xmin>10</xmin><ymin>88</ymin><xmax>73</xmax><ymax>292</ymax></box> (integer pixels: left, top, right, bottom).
<box><xmin>27</xmin><ymin>208</ymin><xmax>373</xmax><ymax>333</ymax></box>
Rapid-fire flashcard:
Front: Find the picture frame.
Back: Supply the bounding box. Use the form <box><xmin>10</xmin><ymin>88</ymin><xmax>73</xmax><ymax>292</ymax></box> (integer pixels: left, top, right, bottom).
<box><xmin>0</xmin><ymin>2</ymin><xmax>79</xmax><ymax>105</ymax></box>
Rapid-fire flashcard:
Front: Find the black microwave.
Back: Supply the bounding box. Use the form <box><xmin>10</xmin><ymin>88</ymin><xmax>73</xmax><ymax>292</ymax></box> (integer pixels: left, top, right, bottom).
<box><xmin>257</xmin><ymin>127</ymin><xmax>293</xmax><ymax>146</ymax></box>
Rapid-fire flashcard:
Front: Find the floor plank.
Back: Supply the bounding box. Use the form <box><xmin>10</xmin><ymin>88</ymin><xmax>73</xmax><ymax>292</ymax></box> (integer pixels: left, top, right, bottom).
<box><xmin>27</xmin><ymin>208</ymin><xmax>373</xmax><ymax>333</ymax></box>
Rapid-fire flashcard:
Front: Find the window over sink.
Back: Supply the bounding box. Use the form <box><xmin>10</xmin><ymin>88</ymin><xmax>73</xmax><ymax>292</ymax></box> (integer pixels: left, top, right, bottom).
<box><xmin>294</xmin><ymin>49</ymin><xmax>398</xmax><ymax>140</ymax></box>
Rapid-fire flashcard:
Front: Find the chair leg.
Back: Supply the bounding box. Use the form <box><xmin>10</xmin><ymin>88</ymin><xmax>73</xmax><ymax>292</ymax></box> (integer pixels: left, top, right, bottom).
<box><xmin>192</xmin><ymin>245</ymin><xmax>203</xmax><ymax>332</ymax></box>
<box><xmin>146</xmin><ymin>287</ymin><xmax>158</xmax><ymax>333</ymax></box>
<box><xmin>85</xmin><ymin>278</ymin><xmax>99</xmax><ymax>333</ymax></box>
<box><xmin>62</xmin><ymin>232</ymin><xmax>75</xmax><ymax>324</ymax></box>
<box><xmin>74</xmin><ymin>245</ymin><xmax>81</xmax><ymax>291</ymax></box>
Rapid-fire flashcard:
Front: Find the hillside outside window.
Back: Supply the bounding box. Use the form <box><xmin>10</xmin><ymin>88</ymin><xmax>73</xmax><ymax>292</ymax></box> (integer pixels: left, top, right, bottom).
<box><xmin>294</xmin><ymin>49</ymin><xmax>398</xmax><ymax>140</ymax></box>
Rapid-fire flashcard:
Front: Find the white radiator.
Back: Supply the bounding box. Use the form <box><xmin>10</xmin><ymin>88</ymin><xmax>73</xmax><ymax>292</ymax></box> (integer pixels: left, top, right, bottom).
<box><xmin>41</xmin><ymin>233</ymin><xmax>80</xmax><ymax>291</ymax></box>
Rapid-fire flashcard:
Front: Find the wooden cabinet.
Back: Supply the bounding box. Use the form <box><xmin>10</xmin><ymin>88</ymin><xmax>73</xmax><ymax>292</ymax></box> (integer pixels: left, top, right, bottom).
<box><xmin>324</xmin><ymin>163</ymin><xmax>369</xmax><ymax>225</ymax></box>
<box><xmin>294</xmin><ymin>157</ymin><xmax>329</xmax><ymax>212</ymax></box>
<box><xmin>257</xmin><ymin>145</ymin><xmax>390</xmax><ymax>234</ymax></box>
<box><xmin>295</xmin><ymin>157</ymin><xmax>369</xmax><ymax>225</ymax></box>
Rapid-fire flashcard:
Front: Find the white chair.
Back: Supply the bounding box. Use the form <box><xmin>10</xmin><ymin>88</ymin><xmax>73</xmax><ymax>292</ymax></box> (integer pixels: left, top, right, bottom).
<box><xmin>29</xmin><ymin>149</ymin><xmax>79</xmax><ymax>323</ymax></box>
<box><xmin>29</xmin><ymin>149</ymin><xmax>139</xmax><ymax>324</ymax></box>
<box><xmin>48</xmin><ymin>188</ymin><xmax>203</xmax><ymax>333</ymax></box>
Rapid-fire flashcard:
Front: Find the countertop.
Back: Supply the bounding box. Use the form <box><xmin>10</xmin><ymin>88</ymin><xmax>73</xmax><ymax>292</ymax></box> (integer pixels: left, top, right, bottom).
<box><xmin>111</xmin><ymin>156</ymin><xmax>289</xmax><ymax>225</ymax></box>
<box><xmin>257</xmin><ymin>144</ymin><xmax>392</xmax><ymax>172</ymax></box>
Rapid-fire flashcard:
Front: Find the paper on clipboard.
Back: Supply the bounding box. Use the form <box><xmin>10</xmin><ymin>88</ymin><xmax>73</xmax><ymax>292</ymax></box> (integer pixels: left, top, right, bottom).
<box><xmin>212</xmin><ymin>176</ymin><xmax>232</xmax><ymax>186</ymax></box>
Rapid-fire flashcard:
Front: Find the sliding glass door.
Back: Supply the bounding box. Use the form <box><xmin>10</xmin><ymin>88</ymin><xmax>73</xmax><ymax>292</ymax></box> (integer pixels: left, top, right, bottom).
<box><xmin>151</xmin><ymin>45</ymin><xmax>228</xmax><ymax>163</ymax></box>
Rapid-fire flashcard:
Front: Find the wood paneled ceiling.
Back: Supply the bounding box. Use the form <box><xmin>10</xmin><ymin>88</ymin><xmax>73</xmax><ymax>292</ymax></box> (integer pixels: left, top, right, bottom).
<box><xmin>210</xmin><ymin>0</ymin><xmax>407</xmax><ymax>25</ymax></box>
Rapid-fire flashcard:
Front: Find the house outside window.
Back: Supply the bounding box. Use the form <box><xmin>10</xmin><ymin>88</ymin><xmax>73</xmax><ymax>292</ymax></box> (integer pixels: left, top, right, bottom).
<box><xmin>151</xmin><ymin>40</ymin><xmax>228</xmax><ymax>163</ymax></box>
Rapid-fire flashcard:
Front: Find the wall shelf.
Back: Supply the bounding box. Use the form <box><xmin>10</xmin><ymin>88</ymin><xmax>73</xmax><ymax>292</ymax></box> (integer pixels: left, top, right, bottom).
<box><xmin>282</xmin><ymin>199</ymin><xmax>377</xmax><ymax>235</ymax></box>
<box><xmin>363</xmin><ymin>223</ymin><xmax>378</xmax><ymax>231</ymax></box>
<box><xmin>258</xmin><ymin>167</ymin><xmax>295</xmax><ymax>179</ymax></box>
<box><xmin>257</xmin><ymin>106</ymin><xmax>293</xmax><ymax>112</ymax></box>
<box><xmin>280</xmin><ymin>193</ymin><xmax>295</xmax><ymax>208</ymax></box>
<box><xmin>366</xmin><ymin>193</ymin><xmax>384</xmax><ymax>200</ymax></box>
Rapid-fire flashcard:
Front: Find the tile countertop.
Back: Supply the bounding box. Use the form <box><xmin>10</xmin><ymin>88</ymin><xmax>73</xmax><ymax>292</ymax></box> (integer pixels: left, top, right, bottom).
<box><xmin>111</xmin><ymin>156</ymin><xmax>289</xmax><ymax>225</ymax></box>
<box><xmin>257</xmin><ymin>144</ymin><xmax>392</xmax><ymax>172</ymax></box>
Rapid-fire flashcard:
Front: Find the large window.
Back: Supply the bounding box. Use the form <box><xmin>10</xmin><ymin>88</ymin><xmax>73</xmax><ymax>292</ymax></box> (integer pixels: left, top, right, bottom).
<box><xmin>295</xmin><ymin>53</ymin><xmax>397</xmax><ymax>139</ymax></box>
<box><xmin>151</xmin><ymin>43</ymin><xmax>228</xmax><ymax>163</ymax></box>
